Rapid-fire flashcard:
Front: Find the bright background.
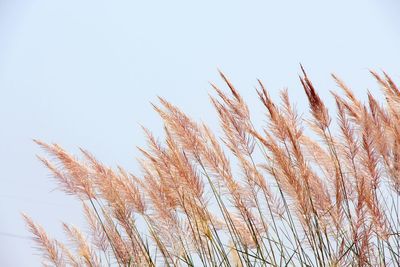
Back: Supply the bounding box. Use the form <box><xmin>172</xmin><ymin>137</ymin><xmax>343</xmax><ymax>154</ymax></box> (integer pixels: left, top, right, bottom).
<box><xmin>1</xmin><ymin>1</ymin><xmax>399</xmax><ymax>266</ymax></box>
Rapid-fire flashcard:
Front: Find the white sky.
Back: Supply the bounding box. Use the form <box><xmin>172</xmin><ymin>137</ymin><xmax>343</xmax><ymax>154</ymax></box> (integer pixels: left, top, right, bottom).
<box><xmin>0</xmin><ymin>1</ymin><xmax>399</xmax><ymax>266</ymax></box>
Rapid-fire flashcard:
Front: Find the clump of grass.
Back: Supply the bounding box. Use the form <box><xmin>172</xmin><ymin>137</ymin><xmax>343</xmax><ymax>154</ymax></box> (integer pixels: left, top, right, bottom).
<box><xmin>25</xmin><ymin>68</ymin><xmax>400</xmax><ymax>266</ymax></box>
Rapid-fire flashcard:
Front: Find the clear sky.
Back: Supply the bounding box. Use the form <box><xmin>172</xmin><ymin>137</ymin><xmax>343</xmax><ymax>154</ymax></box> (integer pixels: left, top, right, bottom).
<box><xmin>1</xmin><ymin>1</ymin><xmax>399</xmax><ymax>266</ymax></box>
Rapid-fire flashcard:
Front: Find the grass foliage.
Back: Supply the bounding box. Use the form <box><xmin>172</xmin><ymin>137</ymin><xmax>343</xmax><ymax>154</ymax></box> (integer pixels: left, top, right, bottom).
<box><xmin>25</xmin><ymin>68</ymin><xmax>400</xmax><ymax>266</ymax></box>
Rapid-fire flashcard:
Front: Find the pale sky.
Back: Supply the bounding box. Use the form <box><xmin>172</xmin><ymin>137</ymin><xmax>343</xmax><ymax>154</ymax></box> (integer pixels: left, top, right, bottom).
<box><xmin>1</xmin><ymin>1</ymin><xmax>400</xmax><ymax>266</ymax></box>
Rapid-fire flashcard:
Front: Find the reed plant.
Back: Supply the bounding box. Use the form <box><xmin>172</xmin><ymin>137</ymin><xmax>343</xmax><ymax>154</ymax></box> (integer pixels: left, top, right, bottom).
<box><xmin>24</xmin><ymin>68</ymin><xmax>400</xmax><ymax>266</ymax></box>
